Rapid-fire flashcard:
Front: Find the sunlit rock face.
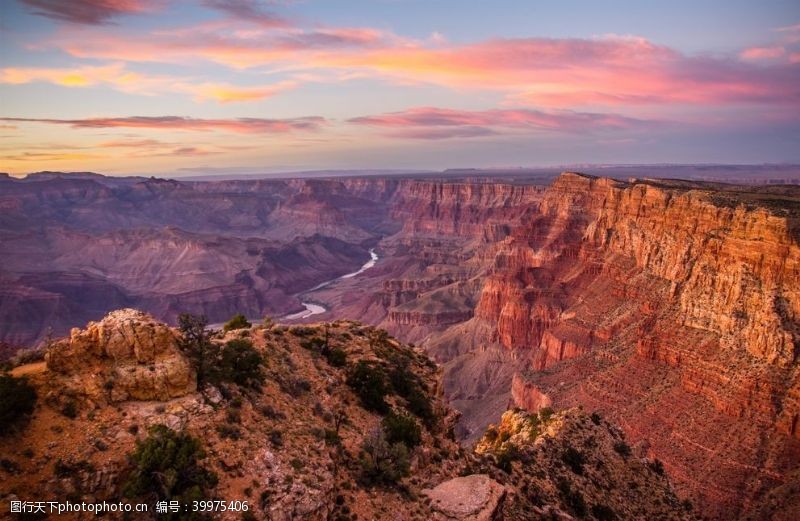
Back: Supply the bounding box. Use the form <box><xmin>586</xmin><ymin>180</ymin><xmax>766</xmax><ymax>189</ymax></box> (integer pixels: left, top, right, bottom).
<box><xmin>46</xmin><ymin>309</ymin><xmax>196</xmax><ymax>403</ymax></box>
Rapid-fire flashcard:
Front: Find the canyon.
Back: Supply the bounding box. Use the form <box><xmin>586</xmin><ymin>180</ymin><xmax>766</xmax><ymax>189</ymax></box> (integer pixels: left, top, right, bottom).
<box><xmin>1</xmin><ymin>170</ymin><xmax>799</xmax><ymax>519</ymax></box>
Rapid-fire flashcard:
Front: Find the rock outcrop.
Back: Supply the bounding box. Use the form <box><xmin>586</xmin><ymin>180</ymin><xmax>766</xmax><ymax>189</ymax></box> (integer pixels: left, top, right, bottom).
<box><xmin>45</xmin><ymin>309</ymin><xmax>196</xmax><ymax>402</ymax></box>
<box><xmin>422</xmin><ymin>474</ymin><xmax>507</xmax><ymax>521</ymax></box>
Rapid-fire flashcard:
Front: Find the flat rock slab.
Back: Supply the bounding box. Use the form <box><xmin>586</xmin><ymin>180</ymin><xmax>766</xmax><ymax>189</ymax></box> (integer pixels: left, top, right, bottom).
<box><xmin>422</xmin><ymin>474</ymin><xmax>505</xmax><ymax>520</ymax></box>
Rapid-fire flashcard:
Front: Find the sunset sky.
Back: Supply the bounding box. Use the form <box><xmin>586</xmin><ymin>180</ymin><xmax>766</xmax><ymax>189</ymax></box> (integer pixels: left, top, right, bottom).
<box><xmin>1</xmin><ymin>0</ymin><xmax>799</xmax><ymax>176</ymax></box>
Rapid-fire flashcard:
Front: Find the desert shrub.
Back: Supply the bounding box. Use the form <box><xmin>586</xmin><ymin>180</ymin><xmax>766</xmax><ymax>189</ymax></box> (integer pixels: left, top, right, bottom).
<box><xmin>494</xmin><ymin>444</ymin><xmax>519</xmax><ymax>473</ymax></box>
<box><xmin>325</xmin><ymin>347</ymin><xmax>347</xmax><ymax>367</ymax></box>
<box><xmin>300</xmin><ymin>337</ymin><xmax>325</xmax><ymax>351</ymax></box>
<box><xmin>0</xmin><ymin>374</ymin><xmax>36</xmax><ymax>435</ymax></box>
<box><xmin>269</xmin><ymin>429</ymin><xmax>284</xmax><ymax>447</ymax></box>
<box><xmin>60</xmin><ymin>399</ymin><xmax>78</xmax><ymax>419</ymax></box>
<box><xmin>213</xmin><ymin>338</ymin><xmax>264</xmax><ymax>390</ymax></box>
<box><xmin>538</xmin><ymin>407</ymin><xmax>554</xmax><ymax>421</ymax></box>
<box><xmin>388</xmin><ymin>362</ymin><xmax>435</xmax><ymax>426</ymax></box>
<box><xmin>484</xmin><ymin>426</ymin><xmax>499</xmax><ymax>443</ymax></box>
<box><xmin>223</xmin><ymin>314</ymin><xmax>251</xmax><ymax>332</ymax></box>
<box><xmin>613</xmin><ymin>441</ymin><xmax>632</xmax><ymax>458</ymax></box>
<box><xmin>289</xmin><ymin>326</ymin><xmax>314</xmax><ymax>337</ymax></box>
<box><xmin>382</xmin><ymin>411</ymin><xmax>421</xmax><ymax>448</ymax></box>
<box><xmin>359</xmin><ymin>428</ymin><xmax>409</xmax><ymax>486</ymax></box>
<box><xmin>324</xmin><ymin>428</ymin><xmax>341</xmax><ymax>446</ymax></box>
<box><xmin>557</xmin><ymin>477</ymin><xmax>587</xmax><ymax>517</ymax></box>
<box><xmin>123</xmin><ymin>425</ymin><xmax>217</xmax><ymax>519</ymax></box>
<box><xmin>346</xmin><ymin>361</ymin><xmax>389</xmax><ymax>413</ymax></box>
<box><xmin>561</xmin><ymin>446</ymin><xmax>586</xmax><ymax>475</ymax></box>
<box><xmin>280</xmin><ymin>376</ymin><xmax>311</xmax><ymax>397</ymax></box>
<box><xmin>650</xmin><ymin>458</ymin><xmax>665</xmax><ymax>475</ymax></box>
<box><xmin>591</xmin><ymin>503</ymin><xmax>617</xmax><ymax>520</ymax></box>
<box><xmin>590</xmin><ymin>412</ymin><xmax>602</xmax><ymax>425</ymax></box>
<box><xmin>54</xmin><ymin>458</ymin><xmax>94</xmax><ymax>478</ymax></box>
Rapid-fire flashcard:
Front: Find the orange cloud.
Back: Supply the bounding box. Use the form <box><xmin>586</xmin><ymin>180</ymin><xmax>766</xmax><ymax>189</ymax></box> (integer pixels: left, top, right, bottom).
<box><xmin>0</xmin><ymin>116</ymin><xmax>327</xmax><ymax>133</ymax></box>
<box><xmin>187</xmin><ymin>81</ymin><xmax>296</xmax><ymax>103</ymax></box>
<box><xmin>0</xmin><ymin>63</ymin><xmax>295</xmax><ymax>103</ymax></box>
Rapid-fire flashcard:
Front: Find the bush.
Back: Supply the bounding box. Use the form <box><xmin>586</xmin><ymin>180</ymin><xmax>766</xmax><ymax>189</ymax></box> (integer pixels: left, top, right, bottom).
<box><xmin>0</xmin><ymin>374</ymin><xmax>36</xmax><ymax>435</ymax></box>
<box><xmin>214</xmin><ymin>339</ymin><xmax>264</xmax><ymax>390</ymax></box>
<box><xmin>557</xmin><ymin>477</ymin><xmax>587</xmax><ymax>517</ymax></box>
<box><xmin>650</xmin><ymin>458</ymin><xmax>665</xmax><ymax>475</ymax></box>
<box><xmin>123</xmin><ymin>425</ymin><xmax>217</xmax><ymax>519</ymax></box>
<box><xmin>346</xmin><ymin>361</ymin><xmax>389</xmax><ymax>413</ymax></box>
<box><xmin>561</xmin><ymin>446</ymin><xmax>586</xmax><ymax>475</ymax></box>
<box><xmin>325</xmin><ymin>348</ymin><xmax>347</xmax><ymax>367</ymax></box>
<box><xmin>590</xmin><ymin>412</ymin><xmax>602</xmax><ymax>425</ymax></box>
<box><xmin>388</xmin><ymin>362</ymin><xmax>435</xmax><ymax>426</ymax></box>
<box><xmin>223</xmin><ymin>314</ymin><xmax>251</xmax><ymax>332</ymax></box>
<box><xmin>359</xmin><ymin>427</ymin><xmax>409</xmax><ymax>486</ymax></box>
<box><xmin>60</xmin><ymin>399</ymin><xmax>78</xmax><ymax>419</ymax></box>
<box><xmin>538</xmin><ymin>407</ymin><xmax>554</xmax><ymax>421</ymax></box>
<box><xmin>495</xmin><ymin>448</ymin><xmax>517</xmax><ymax>473</ymax></box>
<box><xmin>382</xmin><ymin>412</ymin><xmax>421</xmax><ymax>448</ymax></box>
<box><xmin>613</xmin><ymin>441</ymin><xmax>632</xmax><ymax>458</ymax></box>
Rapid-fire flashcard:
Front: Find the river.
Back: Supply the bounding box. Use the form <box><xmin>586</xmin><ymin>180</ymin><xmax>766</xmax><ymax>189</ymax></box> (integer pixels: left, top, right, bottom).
<box><xmin>283</xmin><ymin>248</ymin><xmax>378</xmax><ymax>320</ymax></box>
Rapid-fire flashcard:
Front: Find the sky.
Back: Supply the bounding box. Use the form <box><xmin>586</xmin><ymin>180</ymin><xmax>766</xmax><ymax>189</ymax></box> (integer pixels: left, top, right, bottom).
<box><xmin>0</xmin><ymin>0</ymin><xmax>799</xmax><ymax>176</ymax></box>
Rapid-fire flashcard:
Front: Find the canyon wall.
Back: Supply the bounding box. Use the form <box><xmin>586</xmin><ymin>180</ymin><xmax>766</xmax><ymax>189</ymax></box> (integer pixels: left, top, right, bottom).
<box><xmin>3</xmin><ymin>170</ymin><xmax>799</xmax><ymax>518</ymax></box>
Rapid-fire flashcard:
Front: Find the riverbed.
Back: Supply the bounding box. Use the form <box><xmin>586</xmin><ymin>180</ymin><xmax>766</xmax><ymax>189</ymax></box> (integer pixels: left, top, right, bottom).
<box><xmin>283</xmin><ymin>248</ymin><xmax>378</xmax><ymax>320</ymax></box>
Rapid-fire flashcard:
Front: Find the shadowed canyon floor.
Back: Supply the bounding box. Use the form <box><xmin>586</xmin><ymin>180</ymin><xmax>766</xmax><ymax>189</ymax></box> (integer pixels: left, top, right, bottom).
<box><xmin>1</xmin><ymin>171</ymin><xmax>799</xmax><ymax>519</ymax></box>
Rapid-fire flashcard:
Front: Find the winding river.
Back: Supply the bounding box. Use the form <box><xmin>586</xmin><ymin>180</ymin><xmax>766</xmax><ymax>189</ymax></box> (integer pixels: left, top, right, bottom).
<box><xmin>283</xmin><ymin>248</ymin><xmax>378</xmax><ymax>320</ymax></box>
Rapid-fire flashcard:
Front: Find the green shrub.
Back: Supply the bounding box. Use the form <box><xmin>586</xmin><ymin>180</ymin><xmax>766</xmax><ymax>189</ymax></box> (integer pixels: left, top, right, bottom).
<box><xmin>346</xmin><ymin>361</ymin><xmax>389</xmax><ymax>413</ymax></box>
<box><xmin>0</xmin><ymin>374</ymin><xmax>36</xmax><ymax>435</ymax></box>
<box><xmin>359</xmin><ymin>428</ymin><xmax>409</xmax><ymax>486</ymax></box>
<box><xmin>223</xmin><ymin>314</ymin><xmax>251</xmax><ymax>332</ymax></box>
<box><xmin>213</xmin><ymin>338</ymin><xmax>264</xmax><ymax>390</ymax></box>
<box><xmin>382</xmin><ymin>412</ymin><xmax>421</xmax><ymax>448</ymax></box>
<box><xmin>538</xmin><ymin>407</ymin><xmax>554</xmax><ymax>421</ymax></box>
<box><xmin>123</xmin><ymin>425</ymin><xmax>217</xmax><ymax>519</ymax></box>
<box><xmin>590</xmin><ymin>412</ymin><xmax>602</xmax><ymax>425</ymax></box>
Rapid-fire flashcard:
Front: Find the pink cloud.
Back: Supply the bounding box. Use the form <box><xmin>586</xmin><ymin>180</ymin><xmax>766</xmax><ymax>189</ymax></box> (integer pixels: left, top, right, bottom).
<box><xmin>21</xmin><ymin>0</ymin><xmax>156</xmax><ymax>25</ymax></box>
<box><xmin>740</xmin><ymin>46</ymin><xmax>786</xmax><ymax>60</ymax></box>
<box><xmin>349</xmin><ymin>106</ymin><xmax>657</xmax><ymax>139</ymax></box>
<box><xmin>43</xmin><ymin>28</ymin><xmax>800</xmax><ymax>108</ymax></box>
<box><xmin>0</xmin><ymin>116</ymin><xmax>327</xmax><ymax>133</ymax></box>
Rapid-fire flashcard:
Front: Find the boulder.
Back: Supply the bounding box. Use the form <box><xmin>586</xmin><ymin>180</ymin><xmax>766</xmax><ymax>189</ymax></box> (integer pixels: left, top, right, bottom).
<box><xmin>422</xmin><ymin>474</ymin><xmax>506</xmax><ymax>521</ymax></box>
<box><xmin>46</xmin><ymin>309</ymin><xmax>196</xmax><ymax>402</ymax></box>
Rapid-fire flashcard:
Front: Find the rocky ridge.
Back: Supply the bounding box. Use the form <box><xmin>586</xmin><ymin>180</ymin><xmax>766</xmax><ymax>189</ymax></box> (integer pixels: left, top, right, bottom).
<box><xmin>0</xmin><ymin>310</ymin><xmax>691</xmax><ymax>520</ymax></box>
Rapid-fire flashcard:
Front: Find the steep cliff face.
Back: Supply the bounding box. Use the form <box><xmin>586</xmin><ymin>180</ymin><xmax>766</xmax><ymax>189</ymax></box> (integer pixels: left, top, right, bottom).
<box><xmin>455</xmin><ymin>173</ymin><xmax>800</xmax><ymax>518</ymax></box>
